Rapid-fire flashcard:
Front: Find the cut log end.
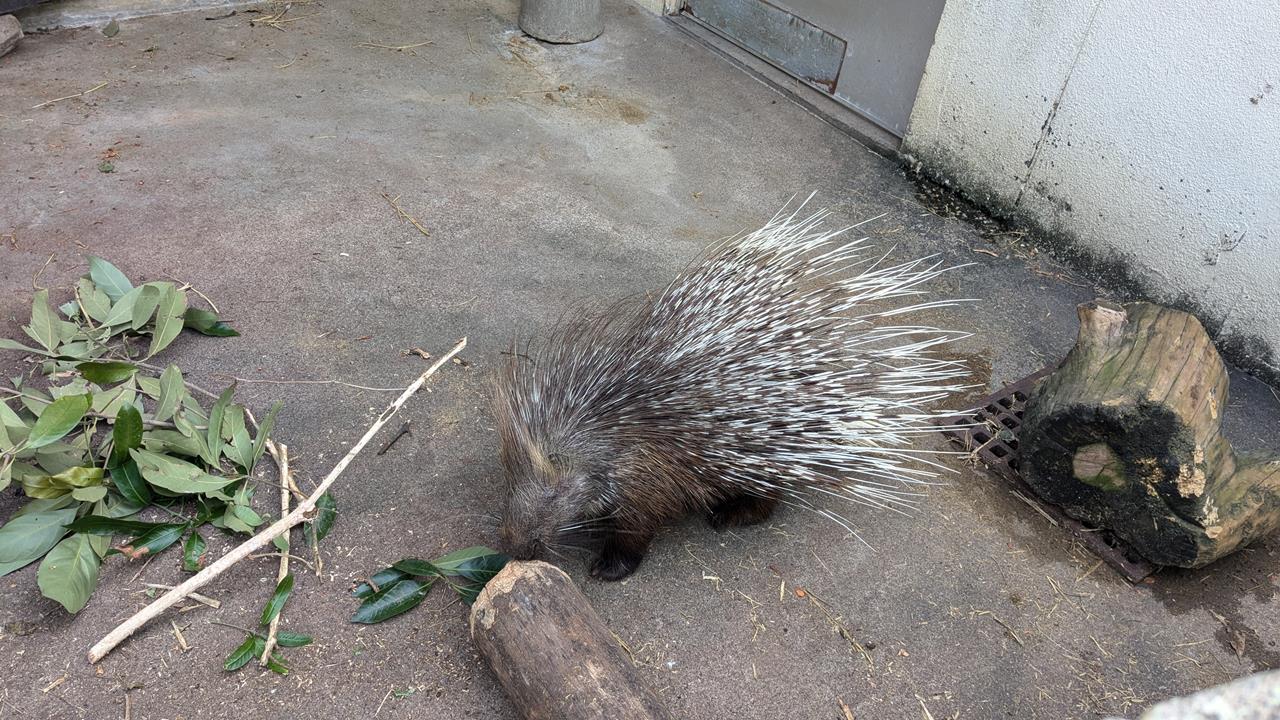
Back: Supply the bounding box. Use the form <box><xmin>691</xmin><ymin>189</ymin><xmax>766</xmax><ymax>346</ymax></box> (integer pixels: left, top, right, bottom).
<box><xmin>1023</xmin><ymin>301</ymin><xmax>1280</xmax><ymax>568</ymax></box>
<box><xmin>470</xmin><ymin>561</ymin><xmax>672</xmax><ymax>720</ymax></box>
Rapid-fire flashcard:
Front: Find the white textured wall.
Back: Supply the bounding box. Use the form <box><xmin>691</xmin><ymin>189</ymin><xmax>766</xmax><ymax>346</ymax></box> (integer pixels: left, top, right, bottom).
<box><xmin>903</xmin><ymin>0</ymin><xmax>1280</xmax><ymax>378</ymax></box>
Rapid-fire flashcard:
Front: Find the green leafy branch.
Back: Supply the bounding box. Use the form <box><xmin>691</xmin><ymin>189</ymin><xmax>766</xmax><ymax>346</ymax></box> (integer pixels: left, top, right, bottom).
<box><xmin>0</xmin><ymin>257</ymin><xmax>334</xmax><ymax>621</ymax></box>
<box><xmin>87</xmin><ymin>337</ymin><xmax>467</xmax><ymax>666</ymax></box>
<box><xmin>220</xmin><ymin>574</ymin><xmax>312</xmax><ymax>675</ymax></box>
<box><xmin>351</xmin><ymin>546</ymin><xmax>508</xmax><ymax>623</ymax></box>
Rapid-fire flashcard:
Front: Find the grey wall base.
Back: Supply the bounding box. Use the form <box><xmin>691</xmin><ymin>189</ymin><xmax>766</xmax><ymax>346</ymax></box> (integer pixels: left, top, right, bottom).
<box><xmin>17</xmin><ymin>0</ymin><xmax>252</xmax><ymax>30</ymax></box>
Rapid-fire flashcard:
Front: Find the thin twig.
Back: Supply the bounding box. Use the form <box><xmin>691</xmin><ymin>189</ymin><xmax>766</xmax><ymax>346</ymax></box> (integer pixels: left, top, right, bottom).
<box><xmin>356</xmin><ymin>41</ymin><xmax>433</xmax><ymax>51</ymax></box>
<box><xmin>223</xmin><ymin>376</ymin><xmax>404</xmax><ymax>392</ymax></box>
<box><xmin>31</xmin><ymin>81</ymin><xmax>108</xmax><ymax>110</ymax></box>
<box><xmin>380</xmin><ymin>192</ymin><xmax>430</xmax><ymax>237</ymax></box>
<box><xmin>87</xmin><ymin>338</ymin><xmax>467</xmax><ymax>663</ymax></box>
<box><xmin>171</xmin><ymin>621</ymin><xmax>190</xmax><ymax>651</ymax></box>
<box><xmin>260</xmin><ymin>444</ymin><xmax>292</xmax><ymax>666</ymax></box>
<box><xmin>141</xmin><ymin>584</ymin><xmax>220</xmax><ymax>608</ymax></box>
<box><xmin>249</xmin><ymin>552</ymin><xmax>316</xmax><ymax>573</ymax></box>
<box><xmin>167</xmin><ymin>276</ymin><xmax>220</xmax><ymax>313</ymax></box>
<box><xmin>207</xmin><ymin>619</ymin><xmax>264</xmax><ymax>637</ymax></box>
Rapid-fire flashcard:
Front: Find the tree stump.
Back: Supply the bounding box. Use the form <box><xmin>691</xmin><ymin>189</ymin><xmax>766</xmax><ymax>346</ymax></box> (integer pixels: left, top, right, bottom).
<box><xmin>470</xmin><ymin>560</ymin><xmax>671</xmax><ymax>720</ymax></box>
<box><xmin>1021</xmin><ymin>301</ymin><xmax>1280</xmax><ymax>568</ymax></box>
<box><xmin>518</xmin><ymin>0</ymin><xmax>603</xmax><ymax>44</ymax></box>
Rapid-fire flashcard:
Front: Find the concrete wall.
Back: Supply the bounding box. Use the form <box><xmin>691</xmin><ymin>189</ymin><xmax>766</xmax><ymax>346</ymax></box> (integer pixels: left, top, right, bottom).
<box><xmin>903</xmin><ymin>0</ymin><xmax>1280</xmax><ymax>380</ymax></box>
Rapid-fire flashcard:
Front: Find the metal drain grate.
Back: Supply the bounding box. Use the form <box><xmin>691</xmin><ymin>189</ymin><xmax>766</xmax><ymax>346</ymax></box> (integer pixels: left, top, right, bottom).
<box><xmin>939</xmin><ymin>368</ymin><xmax>1156</xmax><ymax>583</ymax></box>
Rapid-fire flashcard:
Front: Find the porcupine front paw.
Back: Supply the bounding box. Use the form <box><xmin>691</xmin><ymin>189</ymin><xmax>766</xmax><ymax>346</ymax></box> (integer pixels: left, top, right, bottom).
<box><xmin>590</xmin><ymin>548</ymin><xmax>644</xmax><ymax>581</ymax></box>
<box><xmin>707</xmin><ymin>494</ymin><xmax>779</xmax><ymax>529</ymax></box>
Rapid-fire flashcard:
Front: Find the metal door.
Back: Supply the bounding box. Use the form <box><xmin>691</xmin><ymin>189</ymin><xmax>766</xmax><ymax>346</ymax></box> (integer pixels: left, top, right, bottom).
<box><xmin>683</xmin><ymin>0</ymin><xmax>946</xmax><ymax>137</ymax></box>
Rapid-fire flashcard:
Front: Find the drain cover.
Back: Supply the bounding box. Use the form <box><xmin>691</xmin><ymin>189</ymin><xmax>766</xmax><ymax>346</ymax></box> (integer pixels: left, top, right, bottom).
<box><xmin>939</xmin><ymin>368</ymin><xmax>1156</xmax><ymax>583</ymax></box>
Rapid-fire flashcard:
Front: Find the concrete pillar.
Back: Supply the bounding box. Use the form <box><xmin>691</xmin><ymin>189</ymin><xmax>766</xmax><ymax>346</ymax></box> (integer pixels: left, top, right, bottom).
<box><xmin>519</xmin><ymin>0</ymin><xmax>603</xmax><ymax>44</ymax></box>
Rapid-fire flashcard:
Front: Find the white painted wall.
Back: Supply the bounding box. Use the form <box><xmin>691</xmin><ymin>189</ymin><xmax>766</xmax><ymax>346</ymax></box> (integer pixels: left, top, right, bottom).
<box><xmin>903</xmin><ymin>0</ymin><xmax>1280</xmax><ymax>378</ymax></box>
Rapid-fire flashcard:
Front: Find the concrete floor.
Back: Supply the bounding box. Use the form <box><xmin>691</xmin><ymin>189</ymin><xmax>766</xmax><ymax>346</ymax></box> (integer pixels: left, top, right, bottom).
<box><xmin>1</xmin><ymin>1</ymin><xmax>1278</xmax><ymax>718</ymax></box>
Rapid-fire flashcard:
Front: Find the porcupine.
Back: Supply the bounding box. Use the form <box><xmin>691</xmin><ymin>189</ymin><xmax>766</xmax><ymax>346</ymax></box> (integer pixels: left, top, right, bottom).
<box><xmin>492</xmin><ymin>203</ymin><xmax>969</xmax><ymax>580</ymax></box>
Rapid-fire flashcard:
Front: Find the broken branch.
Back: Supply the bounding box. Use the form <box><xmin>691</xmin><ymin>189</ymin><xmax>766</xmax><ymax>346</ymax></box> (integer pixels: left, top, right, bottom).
<box><xmin>87</xmin><ymin>338</ymin><xmax>468</xmax><ymax>663</ymax></box>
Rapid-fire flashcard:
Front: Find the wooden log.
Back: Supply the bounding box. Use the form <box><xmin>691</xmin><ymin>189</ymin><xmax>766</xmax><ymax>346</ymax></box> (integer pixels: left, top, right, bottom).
<box><xmin>470</xmin><ymin>560</ymin><xmax>672</xmax><ymax>720</ymax></box>
<box><xmin>1022</xmin><ymin>300</ymin><xmax>1280</xmax><ymax>567</ymax></box>
<box><xmin>518</xmin><ymin>0</ymin><xmax>603</xmax><ymax>44</ymax></box>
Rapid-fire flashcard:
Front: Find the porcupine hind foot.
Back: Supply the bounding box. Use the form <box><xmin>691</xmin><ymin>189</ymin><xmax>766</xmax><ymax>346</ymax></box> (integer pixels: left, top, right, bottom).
<box><xmin>707</xmin><ymin>494</ymin><xmax>779</xmax><ymax>530</ymax></box>
<box><xmin>589</xmin><ymin>525</ymin><xmax>656</xmax><ymax>581</ymax></box>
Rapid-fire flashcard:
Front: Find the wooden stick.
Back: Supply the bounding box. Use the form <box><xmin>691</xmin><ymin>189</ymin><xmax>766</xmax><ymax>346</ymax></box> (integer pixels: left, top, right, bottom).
<box><xmin>31</xmin><ymin>81</ymin><xmax>108</xmax><ymax>110</ymax></box>
<box><xmin>380</xmin><ymin>192</ymin><xmax>431</xmax><ymax>237</ymax></box>
<box><xmin>259</xmin><ymin>443</ymin><xmax>292</xmax><ymax>666</ymax></box>
<box><xmin>87</xmin><ymin>338</ymin><xmax>467</xmax><ymax>663</ymax></box>
<box><xmin>141</xmin><ymin>584</ymin><xmax>220</xmax><ymax>609</ymax></box>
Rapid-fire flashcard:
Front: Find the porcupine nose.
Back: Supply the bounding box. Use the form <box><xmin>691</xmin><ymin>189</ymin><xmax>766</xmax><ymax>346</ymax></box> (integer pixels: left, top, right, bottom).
<box><xmin>498</xmin><ymin>527</ymin><xmax>540</xmax><ymax>561</ymax></box>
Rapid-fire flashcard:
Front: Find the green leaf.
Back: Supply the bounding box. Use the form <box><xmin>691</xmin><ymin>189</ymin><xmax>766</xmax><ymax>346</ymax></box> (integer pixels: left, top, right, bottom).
<box><xmin>222</xmin><ymin>404</ymin><xmax>246</xmax><ymax>440</ymax></box>
<box><xmin>94</xmin><ymin>494</ymin><xmax>145</xmax><ymax>519</ymax></box>
<box><xmin>275</xmin><ymin>631</ymin><xmax>312</xmax><ymax>648</ymax></box>
<box><xmin>260</xmin><ymin>573</ymin><xmax>295</xmax><ymax>626</ymax></box>
<box><xmin>131</xmin><ymin>449</ymin><xmax>233</xmax><ymax>495</ymax></box>
<box><xmin>100</xmin><ymin>285</ymin><xmax>141</xmax><ymax>327</ymax></box>
<box><xmin>27</xmin><ymin>394</ymin><xmax>92</xmax><ymax>449</ymax></box>
<box><xmin>71</xmin><ymin>485</ymin><xmax>108</xmax><ymax>502</ymax></box>
<box><xmin>64</xmin><ymin>516</ymin><xmax>167</xmax><ymax>535</ymax></box>
<box><xmin>230</xmin><ymin>503</ymin><xmax>263</xmax><ymax>528</ymax></box>
<box><xmin>142</xmin><ymin>429</ymin><xmax>203</xmax><ymax>458</ymax></box>
<box><xmin>48</xmin><ymin>465</ymin><xmax>104</xmax><ymax>488</ymax></box>
<box><xmin>206</xmin><ymin>385</ymin><xmax>234</xmax><ymax>468</ymax></box>
<box><xmin>174</xmin><ymin>415</ymin><xmax>212</xmax><ymax>466</ymax></box>
<box><xmin>12</xmin><ymin>493</ymin><xmax>77</xmax><ymax>518</ymax></box>
<box><xmin>265</xmin><ymin>653</ymin><xmax>289</xmax><ymax>675</ymax></box>
<box><xmin>21</xmin><ymin>475</ymin><xmax>70</xmax><ymax>500</ymax></box>
<box><xmin>184</xmin><ymin>308</ymin><xmax>241</xmax><ymax>337</ymax></box>
<box><xmin>147</xmin><ymin>284</ymin><xmax>188</xmax><ymax>358</ymax></box>
<box><xmin>352</xmin><ymin>567</ymin><xmax>408</xmax><ymax>599</ymax></box>
<box><xmin>87</xmin><ymin>256</ymin><xmax>134</xmax><ymax>302</ymax></box>
<box><xmin>350</xmin><ymin>578</ymin><xmax>433</xmax><ymax>624</ymax></box>
<box><xmin>312</xmin><ymin>493</ymin><xmax>337</xmax><ymax>542</ymax></box>
<box><xmin>272</xmin><ymin>533</ymin><xmax>289</xmax><ymax>552</ymax></box>
<box><xmin>154</xmin><ymin>364</ymin><xmax>183</xmax><ymax>422</ymax></box>
<box><xmin>224</xmin><ymin>635</ymin><xmax>264</xmax><ymax>671</ymax></box>
<box><xmin>26</xmin><ymin>289</ymin><xmax>60</xmax><ymax>352</ymax></box>
<box><xmin>77</xmin><ymin>278</ymin><xmax>113</xmax><ymax>323</ymax></box>
<box><xmin>426</xmin><ymin>546</ymin><xmax>508</xmax><ymax>582</ymax></box>
<box><xmin>92</xmin><ymin>381</ymin><xmax>136</xmax><ymax>419</ymax></box>
<box><xmin>116</xmin><ymin>523</ymin><xmax>187</xmax><ymax>559</ymax></box>
<box><xmin>110</xmin><ymin>459</ymin><xmax>152</xmax><ymax>506</ymax></box>
<box><xmin>110</xmin><ymin>405</ymin><xmax>144</xmax><ymax>469</ymax></box>
<box><xmin>248</xmin><ymin>401</ymin><xmax>282</xmax><ymax>474</ymax></box>
<box><xmin>0</xmin><ymin>338</ymin><xmax>57</xmax><ymax>357</ymax></box>
<box><xmin>220</xmin><ymin>507</ymin><xmax>254</xmax><ymax>534</ymax></box>
<box><xmin>78</xmin><ymin>361</ymin><xmax>138</xmax><ymax>385</ymax></box>
<box><xmin>130</xmin><ymin>283</ymin><xmax>162</xmax><ymax>331</ymax></box>
<box><xmin>181</xmin><ymin>531</ymin><xmax>207</xmax><ymax>572</ymax></box>
<box><xmin>227</xmin><ymin>427</ymin><xmax>254</xmax><ymax>470</ymax></box>
<box><xmin>0</xmin><ymin>508</ymin><xmax>77</xmax><ymax>563</ymax></box>
<box><xmin>454</xmin><ymin>580</ymin><xmax>488</xmax><ymax>605</ymax></box>
<box><xmin>0</xmin><ymin>556</ymin><xmax>39</xmax><ymax>578</ymax></box>
<box><xmin>37</xmin><ymin>534</ymin><xmax>102</xmax><ymax>613</ymax></box>
<box><xmin>391</xmin><ymin>558</ymin><xmax>439</xmax><ymax>577</ymax></box>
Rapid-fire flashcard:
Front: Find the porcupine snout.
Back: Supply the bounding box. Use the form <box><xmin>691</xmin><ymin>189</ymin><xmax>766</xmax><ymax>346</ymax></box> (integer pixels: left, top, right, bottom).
<box><xmin>497</xmin><ymin>495</ymin><xmax>544</xmax><ymax>561</ymax></box>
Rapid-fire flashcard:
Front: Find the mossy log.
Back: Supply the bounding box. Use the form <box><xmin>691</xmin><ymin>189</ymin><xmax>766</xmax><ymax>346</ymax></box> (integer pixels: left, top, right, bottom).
<box><xmin>470</xmin><ymin>560</ymin><xmax>672</xmax><ymax>720</ymax></box>
<box><xmin>1022</xmin><ymin>301</ymin><xmax>1280</xmax><ymax>568</ymax></box>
